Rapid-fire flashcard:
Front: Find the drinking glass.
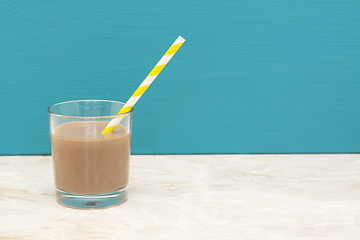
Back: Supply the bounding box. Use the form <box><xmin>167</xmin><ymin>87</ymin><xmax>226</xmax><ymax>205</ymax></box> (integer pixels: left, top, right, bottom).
<box><xmin>47</xmin><ymin>100</ymin><xmax>132</xmax><ymax>209</ymax></box>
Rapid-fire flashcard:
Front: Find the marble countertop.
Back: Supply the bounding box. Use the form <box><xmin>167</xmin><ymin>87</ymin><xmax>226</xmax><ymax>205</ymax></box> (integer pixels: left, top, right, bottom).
<box><xmin>0</xmin><ymin>154</ymin><xmax>359</xmax><ymax>239</ymax></box>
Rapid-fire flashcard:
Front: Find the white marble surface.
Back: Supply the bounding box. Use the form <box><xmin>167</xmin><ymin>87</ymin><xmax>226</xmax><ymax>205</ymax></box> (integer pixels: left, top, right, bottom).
<box><xmin>0</xmin><ymin>154</ymin><xmax>360</xmax><ymax>239</ymax></box>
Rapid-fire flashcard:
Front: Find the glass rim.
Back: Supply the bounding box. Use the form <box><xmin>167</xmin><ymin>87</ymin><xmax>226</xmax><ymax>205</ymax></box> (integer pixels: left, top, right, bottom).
<box><xmin>47</xmin><ymin>99</ymin><xmax>133</xmax><ymax>119</ymax></box>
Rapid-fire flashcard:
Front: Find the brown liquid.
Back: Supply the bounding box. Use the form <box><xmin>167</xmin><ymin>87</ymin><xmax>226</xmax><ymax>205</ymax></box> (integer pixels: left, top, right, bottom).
<box><xmin>50</xmin><ymin>121</ymin><xmax>131</xmax><ymax>195</ymax></box>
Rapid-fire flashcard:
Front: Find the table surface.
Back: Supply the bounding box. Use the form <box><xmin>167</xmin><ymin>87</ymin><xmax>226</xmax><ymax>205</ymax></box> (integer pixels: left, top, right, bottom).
<box><xmin>0</xmin><ymin>154</ymin><xmax>359</xmax><ymax>240</ymax></box>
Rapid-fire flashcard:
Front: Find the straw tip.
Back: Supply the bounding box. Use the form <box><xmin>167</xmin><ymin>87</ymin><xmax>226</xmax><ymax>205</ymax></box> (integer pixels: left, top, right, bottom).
<box><xmin>178</xmin><ymin>36</ymin><xmax>185</xmax><ymax>41</ymax></box>
<box><xmin>175</xmin><ymin>36</ymin><xmax>186</xmax><ymax>44</ymax></box>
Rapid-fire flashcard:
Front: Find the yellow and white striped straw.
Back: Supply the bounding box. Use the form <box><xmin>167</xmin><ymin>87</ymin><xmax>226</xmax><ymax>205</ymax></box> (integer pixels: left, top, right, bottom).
<box><xmin>102</xmin><ymin>36</ymin><xmax>186</xmax><ymax>134</ymax></box>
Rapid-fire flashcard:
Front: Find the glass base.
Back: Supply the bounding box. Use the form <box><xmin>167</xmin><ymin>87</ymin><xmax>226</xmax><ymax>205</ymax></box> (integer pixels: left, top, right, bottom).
<box><xmin>56</xmin><ymin>186</ymin><xmax>128</xmax><ymax>209</ymax></box>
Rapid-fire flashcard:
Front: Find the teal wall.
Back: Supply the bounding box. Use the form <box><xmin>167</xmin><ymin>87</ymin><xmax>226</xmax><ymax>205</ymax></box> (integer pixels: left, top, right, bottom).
<box><xmin>1</xmin><ymin>1</ymin><xmax>359</xmax><ymax>154</ymax></box>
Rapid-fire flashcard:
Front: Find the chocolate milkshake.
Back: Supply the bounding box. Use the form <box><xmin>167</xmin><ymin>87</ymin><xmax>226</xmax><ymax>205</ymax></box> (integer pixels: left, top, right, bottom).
<box><xmin>51</xmin><ymin>121</ymin><xmax>131</xmax><ymax>195</ymax></box>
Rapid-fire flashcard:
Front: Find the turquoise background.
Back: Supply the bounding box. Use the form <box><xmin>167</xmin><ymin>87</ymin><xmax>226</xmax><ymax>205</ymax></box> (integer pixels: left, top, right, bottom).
<box><xmin>1</xmin><ymin>1</ymin><xmax>359</xmax><ymax>154</ymax></box>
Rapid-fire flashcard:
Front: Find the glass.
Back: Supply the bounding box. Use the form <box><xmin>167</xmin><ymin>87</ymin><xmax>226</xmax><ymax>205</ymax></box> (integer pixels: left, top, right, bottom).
<box><xmin>47</xmin><ymin>100</ymin><xmax>133</xmax><ymax>209</ymax></box>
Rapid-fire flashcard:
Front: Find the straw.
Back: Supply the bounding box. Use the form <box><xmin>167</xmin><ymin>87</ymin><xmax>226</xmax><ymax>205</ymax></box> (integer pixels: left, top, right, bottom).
<box><xmin>102</xmin><ymin>36</ymin><xmax>186</xmax><ymax>134</ymax></box>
